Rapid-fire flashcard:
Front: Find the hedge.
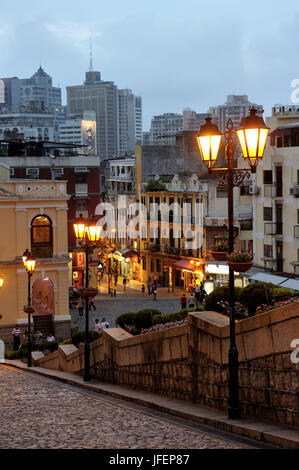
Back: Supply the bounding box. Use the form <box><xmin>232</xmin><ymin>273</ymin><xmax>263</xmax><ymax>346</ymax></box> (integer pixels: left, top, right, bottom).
<box><xmin>204</xmin><ymin>287</ymin><xmax>243</xmax><ymax>313</ymax></box>
<box><xmin>71</xmin><ymin>330</ymin><xmax>101</xmax><ymax>347</ymax></box>
<box><xmin>116</xmin><ymin>309</ymin><xmax>161</xmax><ymax>332</ymax></box>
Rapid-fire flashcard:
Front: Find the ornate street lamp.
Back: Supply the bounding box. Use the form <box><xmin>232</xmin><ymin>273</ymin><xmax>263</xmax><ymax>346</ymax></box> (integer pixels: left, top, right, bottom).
<box><xmin>0</xmin><ymin>276</ymin><xmax>4</xmax><ymax>288</ymax></box>
<box><xmin>22</xmin><ymin>250</ymin><xmax>36</xmax><ymax>368</ymax></box>
<box><xmin>73</xmin><ymin>214</ymin><xmax>102</xmax><ymax>382</ymax></box>
<box><xmin>196</xmin><ymin>109</ymin><xmax>269</xmax><ymax>419</ymax></box>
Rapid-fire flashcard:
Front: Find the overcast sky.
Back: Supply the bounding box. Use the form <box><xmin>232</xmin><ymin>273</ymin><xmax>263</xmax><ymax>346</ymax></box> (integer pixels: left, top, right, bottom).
<box><xmin>1</xmin><ymin>0</ymin><xmax>299</xmax><ymax>129</ymax></box>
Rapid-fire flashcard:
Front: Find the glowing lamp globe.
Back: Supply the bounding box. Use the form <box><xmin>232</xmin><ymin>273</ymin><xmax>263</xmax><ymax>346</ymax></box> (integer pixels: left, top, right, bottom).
<box><xmin>236</xmin><ymin>108</ymin><xmax>269</xmax><ymax>173</ymax></box>
<box><xmin>196</xmin><ymin>117</ymin><xmax>222</xmax><ymax>170</ymax></box>
<box><xmin>73</xmin><ymin>214</ymin><xmax>86</xmax><ymax>242</ymax></box>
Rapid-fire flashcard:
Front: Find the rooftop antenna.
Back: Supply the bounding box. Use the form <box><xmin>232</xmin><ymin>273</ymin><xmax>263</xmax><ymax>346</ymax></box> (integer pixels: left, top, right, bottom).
<box><xmin>89</xmin><ymin>36</ymin><xmax>93</xmax><ymax>72</ymax></box>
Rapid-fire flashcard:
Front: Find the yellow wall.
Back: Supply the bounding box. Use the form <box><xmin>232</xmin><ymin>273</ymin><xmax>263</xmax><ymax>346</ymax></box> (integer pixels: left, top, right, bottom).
<box><xmin>0</xmin><ymin>180</ymin><xmax>71</xmax><ymax>329</ymax></box>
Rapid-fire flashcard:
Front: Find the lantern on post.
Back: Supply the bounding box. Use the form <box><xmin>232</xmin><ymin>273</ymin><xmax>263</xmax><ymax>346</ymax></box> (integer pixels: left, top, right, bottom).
<box><xmin>196</xmin><ymin>117</ymin><xmax>222</xmax><ymax>170</ymax></box>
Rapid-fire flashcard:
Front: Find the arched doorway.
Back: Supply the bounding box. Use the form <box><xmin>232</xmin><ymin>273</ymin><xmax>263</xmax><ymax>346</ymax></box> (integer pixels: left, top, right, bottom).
<box><xmin>32</xmin><ymin>277</ymin><xmax>54</xmax><ymax>317</ymax></box>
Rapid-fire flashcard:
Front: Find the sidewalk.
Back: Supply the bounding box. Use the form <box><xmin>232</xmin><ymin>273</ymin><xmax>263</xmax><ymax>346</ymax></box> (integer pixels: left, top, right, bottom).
<box><xmin>3</xmin><ymin>360</ymin><xmax>299</xmax><ymax>449</ymax></box>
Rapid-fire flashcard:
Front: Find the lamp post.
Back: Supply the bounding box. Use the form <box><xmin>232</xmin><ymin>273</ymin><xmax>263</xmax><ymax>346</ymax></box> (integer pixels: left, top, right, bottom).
<box><xmin>73</xmin><ymin>214</ymin><xmax>101</xmax><ymax>382</ymax></box>
<box><xmin>196</xmin><ymin>109</ymin><xmax>269</xmax><ymax>419</ymax></box>
<box><xmin>0</xmin><ymin>275</ymin><xmax>4</xmax><ymax>288</ymax></box>
<box><xmin>22</xmin><ymin>250</ymin><xmax>36</xmax><ymax>368</ymax></box>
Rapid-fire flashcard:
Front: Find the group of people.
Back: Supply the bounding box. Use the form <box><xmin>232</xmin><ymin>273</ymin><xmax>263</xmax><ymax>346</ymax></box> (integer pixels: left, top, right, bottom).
<box><xmin>94</xmin><ymin>318</ymin><xmax>110</xmax><ymax>332</ymax></box>
<box><xmin>180</xmin><ymin>284</ymin><xmax>207</xmax><ymax>310</ymax></box>
<box><xmin>142</xmin><ymin>277</ymin><xmax>159</xmax><ymax>300</ymax></box>
<box><xmin>77</xmin><ymin>297</ymin><xmax>97</xmax><ymax>317</ymax></box>
<box><xmin>12</xmin><ymin>326</ymin><xmax>55</xmax><ymax>351</ymax></box>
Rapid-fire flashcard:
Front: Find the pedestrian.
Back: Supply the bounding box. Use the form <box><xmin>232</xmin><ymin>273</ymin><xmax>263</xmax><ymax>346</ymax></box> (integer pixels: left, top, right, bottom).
<box><xmin>200</xmin><ymin>284</ymin><xmax>207</xmax><ymax>304</ymax></box>
<box><xmin>141</xmin><ymin>284</ymin><xmax>145</xmax><ymax>295</ymax></box>
<box><xmin>34</xmin><ymin>330</ymin><xmax>43</xmax><ymax>346</ymax></box>
<box><xmin>46</xmin><ymin>333</ymin><xmax>56</xmax><ymax>342</ymax></box>
<box><xmin>153</xmin><ymin>287</ymin><xmax>157</xmax><ymax>300</ymax></box>
<box><xmin>89</xmin><ymin>296</ymin><xmax>96</xmax><ymax>311</ymax></box>
<box><xmin>20</xmin><ymin>330</ymin><xmax>28</xmax><ymax>348</ymax></box>
<box><xmin>12</xmin><ymin>325</ymin><xmax>21</xmax><ymax>351</ymax></box>
<box><xmin>94</xmin><ymin>318</ymin><xmax>101</xmax><ymax>333</ymax></box>
<box><xmin>77</xmin><ymin>297</ymin><xmax>83</xmax><ymax>317</ymax></box>
<box><xmin>194</xmin><ymin>285</ymin><xmax>200</xmax><ymax>308</ymax></box>
<box><xmin>147</xmin><ymin>282</ymin><xmax>152</xmax><ymax>295</ymax></box>
<box><xmin>100</xmin><ymin>318</ymin><xmax>110</xmax><ymax>330</ymax></box>
<box><xmin>114</xmin><ymin>275</ymin><xmax>118</xmax><ymax>286</ymax></box>
<box><xmin>123</xmin><ymin>277</ymin><xmax>127</xmax><ymax>291</ymax></box>
<box><xmin>188</xmin><ymin>293</ymin><xmax>195</xmax><ymax>309</ymax></box>
<box><xmin>180</xmin><ymin>294</ymin><xmax>187</xmax><ymax>310</ymax></box>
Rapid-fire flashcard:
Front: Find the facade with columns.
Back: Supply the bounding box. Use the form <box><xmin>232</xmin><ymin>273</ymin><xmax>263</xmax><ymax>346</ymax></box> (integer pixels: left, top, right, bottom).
<box><xmin>0</xmin><ymin>168</ymin><xmax>71</xmax><ymax>345</ymax></box>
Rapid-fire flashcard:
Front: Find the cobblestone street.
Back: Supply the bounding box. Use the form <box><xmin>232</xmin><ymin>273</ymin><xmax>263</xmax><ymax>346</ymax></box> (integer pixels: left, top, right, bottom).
<box><xmin>0</xmin><ymin>366</ymin><xmax>250</xmax><ymax>449</ymax></box>
<box><xmin>71</xmin><ymin>282</ymin><xmax>185</xmax><ymax>330</ymax></box>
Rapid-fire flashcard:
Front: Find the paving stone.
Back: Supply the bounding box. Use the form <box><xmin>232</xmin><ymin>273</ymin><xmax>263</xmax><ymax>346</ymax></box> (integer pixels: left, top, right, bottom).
<box><xmin>0</xmin><ymin>367</ymin><xmax>245</xmax><ymax>449</ymax></box>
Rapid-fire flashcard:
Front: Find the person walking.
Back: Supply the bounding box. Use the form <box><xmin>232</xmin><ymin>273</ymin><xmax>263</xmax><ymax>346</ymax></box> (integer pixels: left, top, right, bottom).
<box><xmin>12</xmin><ymin>325</ymin><xmax>21</xmax><ymax>351</ymax></box>
<box><xmin>147</xmin><ymin>281</ymin><xmax>152</xmax><ymax>295</ymax></box>
<box><xmin>180</xmin><ymin>294</ymin><xmax>187</xmax><ymax>310</ymax></box>
<box><xmin>46</xmin><ymin>333</ymin><xmax>56</xmax><ymax>342</ymax></box>
<box><xmin>188</xmin><ymin>293</ymin><xmax>195</xmax><ymax>309</ymax></box>
<box><xmin>141</xmin><ymin>284</ymin><xmax>145</xmax><ymax>295</ymax></box>
<box><xmin>153</xmin><ymin>287</ymin><xmax>157</xmax><ymax>301</ymax></box>
<box><xmin>77</xmin><ymin>298</ymin><xmax>84</xmax><ymax>317</ymax></box>
<box><xmin>89</xmin><ymin>296</ymin><xmax>96</xmax><ymax>311</ymax></box>
<box><xmin>123</xmin><ymin>277</ymin><xmax>127</xmax><ymax>291</ymax></box>
<box><xmin>94</xmin><ymin>319</ymin><xmax>101</xmax><ymax>333</ymax></box>
<box><xmin>100</xmin><ymin>318</ymin><xmax>110</xmax><ymax>330</ymax></box>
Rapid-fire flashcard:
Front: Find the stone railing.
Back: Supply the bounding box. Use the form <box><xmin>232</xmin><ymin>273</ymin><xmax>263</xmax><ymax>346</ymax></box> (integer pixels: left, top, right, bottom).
<box><xmin>34</xmin><ymin>305</ymin><xmax>299</xmax><ymax>429</ymax></box>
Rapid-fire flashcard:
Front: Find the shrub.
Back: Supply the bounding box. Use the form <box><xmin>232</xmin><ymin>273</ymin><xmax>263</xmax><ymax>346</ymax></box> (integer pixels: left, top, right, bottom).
<box><xmin>38</xmin><ymin>341</ymin><xmax>59</xmax><ymax>353</ymax></box>
<box><xmin>271</xmin><ymin>287</ymin><xmax>295</xmax><ymax>302</ymax></box>
<box><xmin>71</xmin><ymin>330</ymin><xmax>101</xmax><ymax>347</ymax></box>
<box><xmin>152</xmin><ymin>307</ymin><xmax>203</xmax><ymax>326</ymax></box>
<box><xmin>116</xmin><ymin>312</ymin><xmax>137</xmax><ymax>329</ymax></box>
<box><xmin>117</xmin><ymin>309</ymin><xmax>161</xmax><ymax>332</ymax></box>
<box><xmin>227</xmin><ymin>251</ymin><xmax>253</xmax><ymax>262</ymax></box>
<box><xmin>240</xmin><ymin>282</ymin><xmax>274</xmax><ymax>316</ymax></box>
<box><xmin>5</xmin><ymin>350</ymin><xmax>20</xmax><ymax>360</ymax></box>
<box><xmin>204</xmin><ymin>287</ymin><xmax>243</xmax><ymax>313</ymax></box>
<box><xmin>60</xmin><ymin>338</ymin><xmax>73</xmax><ymax>345</ymax></box>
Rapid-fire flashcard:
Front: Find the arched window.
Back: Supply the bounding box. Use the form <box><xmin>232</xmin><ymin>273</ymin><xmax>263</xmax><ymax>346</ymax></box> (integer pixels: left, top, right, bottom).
<box><xmin>31</xmin><ymin>215</ymin><xmax>53</xmax><ymax>258</ymax></box>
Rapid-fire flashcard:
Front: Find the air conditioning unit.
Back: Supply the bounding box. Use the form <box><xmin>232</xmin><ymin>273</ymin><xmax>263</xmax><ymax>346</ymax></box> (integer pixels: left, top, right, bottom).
<box><xmin>249</xmin><ymin>185</ymin><xmax>260</xmax><ymax>195</ymax></box>
<box><xmin>290</xmin><ymin>187</ymin><xmax>299</xmax><ymax>196</ymax></box>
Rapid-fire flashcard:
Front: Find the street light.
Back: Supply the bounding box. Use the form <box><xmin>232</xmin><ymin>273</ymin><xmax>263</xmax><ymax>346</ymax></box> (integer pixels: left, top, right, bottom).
<box><xmin>73</xmin><ymin>214</ymin><xmax>101</xmax><ymax>382</ymax></box>
<box><xmin>22</xmin><ymin>250</ymin><xmax>36</xmax><ymax>368</ymax></box>
<box><xmin>196</xmin><ymin>108</ymin><xmax>269</xmax><ymax>419</ymax></box>
<box><xmin>0</xmin><ymin>276</ymin><xmax>4</xmax><ymax>288</ymax></box>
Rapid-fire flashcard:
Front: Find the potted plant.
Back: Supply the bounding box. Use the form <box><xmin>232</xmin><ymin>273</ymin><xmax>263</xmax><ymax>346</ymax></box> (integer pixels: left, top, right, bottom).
<box><xmin>227</xmin><ymin>251</ymin><xmax>253</xmax><ymax>273</ymax></box>
<box><xmin>211</xmin><ymin>240</ymin><xmax>229</xmax><ymax>261</ymax></box>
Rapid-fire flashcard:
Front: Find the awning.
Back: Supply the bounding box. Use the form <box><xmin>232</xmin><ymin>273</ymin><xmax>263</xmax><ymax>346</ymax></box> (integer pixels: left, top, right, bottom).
<box><xmin>249</xmin><ymin>273</ymin><xmax>286</xmax><ymax>286</ymax></box>
<box><xmin>119</xmin><ymin>249</ymin><xmax>138</xmax><ymax>258</ymax></box>
<box><xmin>173</xmin><ymin>259</ymin><xmax>195</xmax><ymax>271</ymax></box>
<box><xmin>279</xmin><ymin>279</ymin><xmax>299</xmax><ymax>291</ymax></box>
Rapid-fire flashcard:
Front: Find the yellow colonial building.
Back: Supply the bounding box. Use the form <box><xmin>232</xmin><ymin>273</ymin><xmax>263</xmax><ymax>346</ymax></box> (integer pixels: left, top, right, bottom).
<box><xmin>0</xmin><ymin>166</ymin><xmax>71</xmax><ymax>345</ymax></box>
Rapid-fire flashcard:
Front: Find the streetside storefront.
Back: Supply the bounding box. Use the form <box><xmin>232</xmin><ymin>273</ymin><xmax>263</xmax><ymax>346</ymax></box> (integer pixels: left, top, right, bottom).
<box><xmin>203</xmin><ymin>261</ymin><xmax>250</xmax><ymax>294</ymax></box>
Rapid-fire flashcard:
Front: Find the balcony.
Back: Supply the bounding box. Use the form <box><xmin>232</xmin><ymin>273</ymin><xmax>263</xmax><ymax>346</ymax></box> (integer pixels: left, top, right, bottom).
<box><xmin>264</xmin><ymin>222</ymin><xmax>283</xmax><ymax>236</ymax></box>
<box><xmin>75</xmin><ymin>183</ymin><xmax>88</xmax><ymax>197</ymax></box>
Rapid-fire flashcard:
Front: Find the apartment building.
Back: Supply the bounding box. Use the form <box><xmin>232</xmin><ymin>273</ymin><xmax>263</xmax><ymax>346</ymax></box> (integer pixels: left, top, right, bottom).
<box><xmin>253</xmin><ymin>104</ymin><xmax>299</xmax><ymax>278</ymax></box>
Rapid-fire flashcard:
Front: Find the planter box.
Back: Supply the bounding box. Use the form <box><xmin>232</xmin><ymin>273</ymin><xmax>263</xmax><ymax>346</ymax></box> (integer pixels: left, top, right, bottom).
<box><xmin>227</xmin><ymin>261</ymin><xmax>253</xmax><ymax>273</ymax></box>
<box><xmin>211</xmin><ymin>251</ymin><xmax>228</xmax><ymax>261</ymax></box>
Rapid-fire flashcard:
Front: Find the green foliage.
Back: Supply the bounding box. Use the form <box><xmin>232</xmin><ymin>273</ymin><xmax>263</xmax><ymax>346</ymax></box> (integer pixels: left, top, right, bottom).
<box><xmin>71</xmin><ymin>330</ymin><xmax>101</xmax><ymax>347</ymax></box>
<box><xmin>204</xmin><ymin>287</ymin><xmax>243</xmax><ymax>313</ymax></box>
<box><xmin>271</xmin><ymin>287</ymin><xmax>294</xmax><ymax>302</ymax></box>
<box><xmin>5</xmin><ymin>350</ymin><xmax>20</xmax><ymax>360</ymax></box>
<box><xmin>144</xmin><ymin>179</ymin><xmax>167</xmax><ymax>192</ymax></box>
<box><xmin>60</xmin><ymin>338</ymin><xmax>73</xmax><ymax>345</ymax></box>
<box><xmin>227</xmin><ymin>251</ymin><xmax>253</xmax><ymax>262</ymax></box>
<box><xmin>38</xmin><ymin>341</ymin><xmax>59</xmax><ymax>352</ymax></box>
<box><xmin>117</xmin><ymin>309</ymin><xmax>161</xmax><ymax>332</ymax></box>
<box><xmin>240</xmin><ymin>282</ymin><xmax>274</xmax><ymax>316</ymax></box>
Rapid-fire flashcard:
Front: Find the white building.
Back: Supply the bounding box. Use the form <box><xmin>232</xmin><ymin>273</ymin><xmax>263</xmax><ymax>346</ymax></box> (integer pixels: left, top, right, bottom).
<box><xmin>118</xmin><ymin>89</ymin><xmax>142</xmax><ymax>156</ymax></box>
<box><xmin>58</xmin><ymin>111</ymin><xmax>97</xmax><ymax>155</ymax></box>
<box><xmin>0</xmin><ymin>112</ymin><xmax>54</xmax><ymax>141</ymax></box>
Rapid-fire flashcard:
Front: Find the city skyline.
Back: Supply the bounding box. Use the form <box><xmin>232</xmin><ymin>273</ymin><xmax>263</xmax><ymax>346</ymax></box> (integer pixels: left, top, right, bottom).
<box><xmin>1</xmin><ymin>0</ymin><xmax>299</xmax><ymax>129</ymax></box>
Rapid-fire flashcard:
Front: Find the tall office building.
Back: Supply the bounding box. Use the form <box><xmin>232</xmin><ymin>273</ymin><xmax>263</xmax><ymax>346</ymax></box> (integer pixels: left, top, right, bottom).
<box><xmin>9</xmin><ymin>67</ymin><xmax>61</xmax><ymax>113</ymax></box>
<box><xmin>67</xmin><ymin>71</ymin><xmax>118</xmax><ymax>160</ymax></box>
<box><xmin>208</xmin><ymin>95</ymin><xmax>264</xmax><ymax>133</ymax></box>
<box><xmin>118</xmin><ymin>89</ymin><xmax>142</xmax><ymax>155</ymax></box>
<box><xmin>149</xmin><ymin>113</ymin><xmax>183</xmax><ymax>145</ymax></box>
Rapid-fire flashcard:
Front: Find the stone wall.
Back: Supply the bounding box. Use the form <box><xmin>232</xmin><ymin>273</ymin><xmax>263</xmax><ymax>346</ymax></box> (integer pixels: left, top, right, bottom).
<box><xmin>35</xmin><ymin>305</ymin><xmax>299</xmax><ymax>429</ymax></box>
